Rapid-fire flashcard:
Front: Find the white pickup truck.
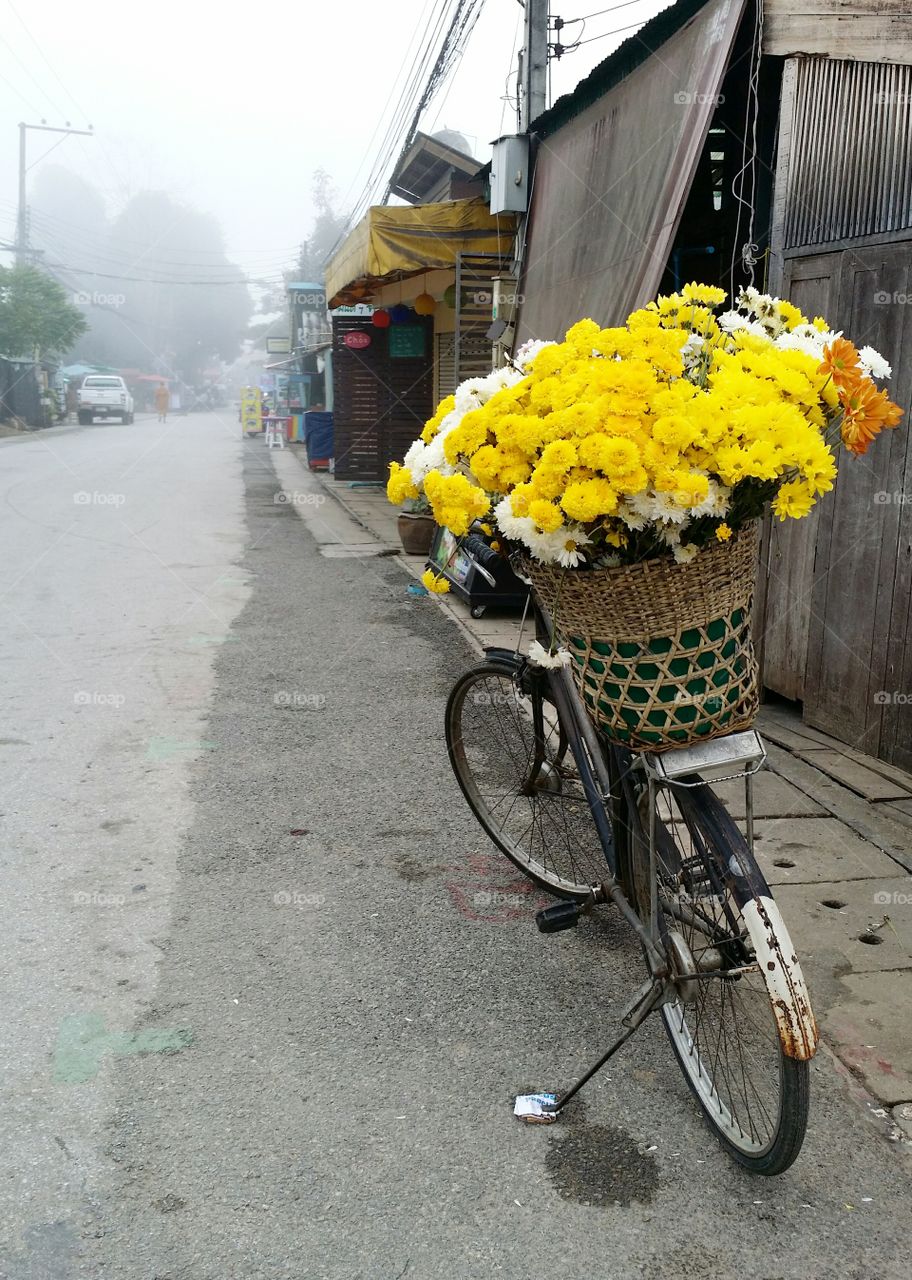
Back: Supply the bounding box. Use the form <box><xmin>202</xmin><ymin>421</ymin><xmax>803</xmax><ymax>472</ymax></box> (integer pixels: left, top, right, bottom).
<box><xmin>77</xmin><ymin>375</ymin><xmax>134</xmax><ymax>425</ymax></box>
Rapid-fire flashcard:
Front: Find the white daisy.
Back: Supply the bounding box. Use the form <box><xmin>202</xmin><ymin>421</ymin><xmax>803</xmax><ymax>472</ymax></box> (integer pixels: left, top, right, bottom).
<box><xmin>719</xmin><ymin>311</ymin><xmax>768</xmax><ymax>340</ymax></box>
<box><xmin>688</xmin><ymin>477</ymin><xmax>731</xmax><ymax>519</ymax></box>
<box><xmin>673</xmin><ymin>542</ymin><xmax>699</xmax><ymax>564</ymax></box>
<box><xmin>858</xmin><ymin>345</ymin><xmax>892</xmax><ymax>380</ymax></box>
<box><xmin>514</xmin><ymin>339</ymin><xmax>557</xmax><ymax>370</ymax></box>
<box><xmin>651</xmin><ymin>492</ymin><xmax>689</xmax><ymax>524</ymax></box>
<box><xmin>616</xmin><ymin>500</ymin><xmax>649</xmax><ymax>531</ymax></box>
<box><xmin>554</xmin><ymin>527</ymin><xmax>592</xmax><ymax>568</ymax></box>
<box><xmin>657</xmin><ymin>522</ymin><xmax>683</xmax><ymax>547</ymax></box>
<box><xmin>493</xmin><ymin>496</ymin><xmax>537</xmax><ymax>544</ymax></box>
<box><xmin>775</xmin><ymin>329</ymin><xmax>827</xmax><ymax>361</ymax></box>
<box><xmin>528</xmin><ymin>640</ymin><xmax>572</xmax><ymax>669</ymax></box>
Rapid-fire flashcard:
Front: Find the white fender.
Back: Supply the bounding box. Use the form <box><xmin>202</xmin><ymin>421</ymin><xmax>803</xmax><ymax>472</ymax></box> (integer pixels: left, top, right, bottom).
<box><xmin>741</xmin><ymin>895</ymin><xmax>819</xmax><ymax>1060</ymax></box>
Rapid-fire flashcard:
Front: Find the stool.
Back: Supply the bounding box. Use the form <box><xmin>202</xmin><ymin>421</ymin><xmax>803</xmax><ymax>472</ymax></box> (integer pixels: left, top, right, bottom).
<box><xmin>265</xmin><ymin>417</ymin><xmax>286</xmax><ymax>449</ymax></box>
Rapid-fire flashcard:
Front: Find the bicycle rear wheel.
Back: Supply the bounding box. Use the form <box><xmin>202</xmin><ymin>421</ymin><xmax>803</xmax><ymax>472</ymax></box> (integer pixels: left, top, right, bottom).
<box><xmin>445</xmin><ymin>660</ymin><xmax>610</xmax><ymax>898</ymax></box>
<box><xmin>628</xmin><ymin>775</ymin><xmax>814</xmax><ymax>1175</ymax></box>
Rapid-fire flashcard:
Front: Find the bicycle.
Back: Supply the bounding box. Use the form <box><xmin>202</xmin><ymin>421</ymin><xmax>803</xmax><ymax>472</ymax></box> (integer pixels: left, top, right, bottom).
<box><xmin>444</xmin><ymin>533</ymin><xmax>818</xmax><ymax>1176</ymax></box>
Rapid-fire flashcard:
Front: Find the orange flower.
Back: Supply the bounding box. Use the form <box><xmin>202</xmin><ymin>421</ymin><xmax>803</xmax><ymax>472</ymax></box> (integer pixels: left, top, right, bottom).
<box><xmin>819</xmin><ymin>337</ymin><xmax>861</xmax><ymax>389</ymax></box>
<box><xmin>840</xmin><ymin>380</ymin><xmax>903</xmax><ymax>456</ymax></box>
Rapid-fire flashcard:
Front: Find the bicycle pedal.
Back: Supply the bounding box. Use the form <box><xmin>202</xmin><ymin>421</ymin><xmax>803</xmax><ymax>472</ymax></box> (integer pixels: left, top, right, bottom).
<box><xmin>536</xmin><ymin>903</ymin><xmax>582</xmax><ymax>934</ymax></box>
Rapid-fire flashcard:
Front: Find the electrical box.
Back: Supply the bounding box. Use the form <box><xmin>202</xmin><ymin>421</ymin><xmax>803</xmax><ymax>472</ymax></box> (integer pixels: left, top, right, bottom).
<box><xmin>492</xmin><ymin>276</ymin><xmax>519</xmax><ymax>324</ymax></box>
<box><xmin>490</xmin><ymin>135</ymin><xmax>529</xmax><ymax>215</ymax></box>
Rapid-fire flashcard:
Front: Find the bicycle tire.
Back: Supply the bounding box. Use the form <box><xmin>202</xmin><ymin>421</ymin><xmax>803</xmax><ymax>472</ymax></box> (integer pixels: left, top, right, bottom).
<box><xmin>626</xmin><ymin>773</ymin><xmax>812</xmax><ymax>1175</ymax></box>
<box><xmin>445</xmin><ymin>660</ymin><xmax>611</xmax><ymax>899</ymax></box>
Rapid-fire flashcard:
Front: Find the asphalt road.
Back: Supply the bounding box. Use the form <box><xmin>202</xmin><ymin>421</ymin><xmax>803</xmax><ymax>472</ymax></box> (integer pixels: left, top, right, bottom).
<box><xmin>0</xmin><ymin>413</ymin><xmax>909</xmax><ymax>1280</ymax></box>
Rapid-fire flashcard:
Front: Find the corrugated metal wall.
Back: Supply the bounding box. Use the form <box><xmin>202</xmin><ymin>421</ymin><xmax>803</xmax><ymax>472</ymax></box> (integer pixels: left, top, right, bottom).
<box><xmin>785</xmin><ymin>58</ymin><xmax>912</xmax><ymax>247</ymax></box>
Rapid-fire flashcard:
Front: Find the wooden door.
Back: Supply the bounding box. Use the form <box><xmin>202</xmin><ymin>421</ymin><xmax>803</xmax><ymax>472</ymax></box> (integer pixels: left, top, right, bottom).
<box><xmin>802</xmin><ymin>241</ymin><xmax>912</xmax><ymax>762</ymax></box>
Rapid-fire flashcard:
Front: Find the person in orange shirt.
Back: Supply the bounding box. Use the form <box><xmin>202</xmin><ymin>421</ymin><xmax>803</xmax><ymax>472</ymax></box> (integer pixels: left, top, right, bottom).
<box><xmin>155</xmin><ymin>382</ymin><xmax>170</xmax><ymax>422</ymax></box>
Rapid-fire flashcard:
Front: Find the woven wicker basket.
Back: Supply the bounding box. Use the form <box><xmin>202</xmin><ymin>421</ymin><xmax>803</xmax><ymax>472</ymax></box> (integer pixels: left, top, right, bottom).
<box><xmin>525</xmin><ymin>524</ymin><xmax>760</xmax><ymax>751</ymax></box>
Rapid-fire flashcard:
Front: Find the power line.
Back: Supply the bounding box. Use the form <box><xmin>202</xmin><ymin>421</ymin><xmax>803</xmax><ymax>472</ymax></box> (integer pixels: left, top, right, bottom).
<box><xmin>0</xmin><ymin>66</ymin><xmax>42</xmax><ymax>116</ymax></box>
<box><xmin>0</xmin><ymin>202</ymin><xmax>299</xmax><ymax>270</ymax></box>
<box><xmin>344</xmin><ymin>0</ymin><xmax>459</xmax><ymax>228</ymax></box>
<box><xmin>562</xmin><ymin>1</ymin><xmax>650</xmax><ymax>21</ymax></box>
<box><xmin>335</xmin><ymin>0</ymin><xmax>440</xmax><ymax>213</ymax></box>
<box><xmin>4</xmin><ymin>0</ymin><xmax>134</xmax><ymax>202</ymax></box>
<box><xmin>382</xmin><ymin>0</ymin><xmax>487</xmax><ymax>205</ymax></box>
<box><xmin>569</xmin><ymin>18</ymin><xmax>649</xmax><ymax>48</ymax></box>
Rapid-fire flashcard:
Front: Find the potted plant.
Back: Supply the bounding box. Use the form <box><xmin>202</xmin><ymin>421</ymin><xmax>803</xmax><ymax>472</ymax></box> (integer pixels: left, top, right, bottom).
<box><xmin>395</xmin><ymin>493</ymin><xmax>437</xmax><ymax>556</ymax></box>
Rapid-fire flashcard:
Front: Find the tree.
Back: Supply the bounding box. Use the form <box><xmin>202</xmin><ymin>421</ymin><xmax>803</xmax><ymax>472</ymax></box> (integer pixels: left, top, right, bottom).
<box><xmin>297</xmin><ymin>170</ymin><xmax>349</xmax><ymax>281</ymax></box>
<box><xmin>0</xmin><ymin>264</ymin><xmax>88</xmax><ymax>357</ymax></box>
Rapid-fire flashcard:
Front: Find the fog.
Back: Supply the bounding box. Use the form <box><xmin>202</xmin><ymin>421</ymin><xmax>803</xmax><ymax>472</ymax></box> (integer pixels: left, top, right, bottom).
<box><xmin>0</xmin><ymin>0</ymin><xmax>665</xmax><ymax>382</ymax></box>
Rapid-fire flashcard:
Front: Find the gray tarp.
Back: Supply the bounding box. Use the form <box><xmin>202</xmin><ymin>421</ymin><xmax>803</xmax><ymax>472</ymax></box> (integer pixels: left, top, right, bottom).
<box><xmin>517</xmin><ymin>0</ymin><xmax>747</xmax><ymax>342</ymax></box>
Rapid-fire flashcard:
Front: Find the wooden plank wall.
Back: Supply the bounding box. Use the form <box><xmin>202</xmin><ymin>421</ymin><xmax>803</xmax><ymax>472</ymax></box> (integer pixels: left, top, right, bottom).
<box><xmin>763</xmin><ymin>0</ymin><xmax>912</xmax><ymax>63</ymax></box>
<box><xmin>332</xmin><ymin>314</ymin><xmax>434</xmax><ymax>481</ymax></box>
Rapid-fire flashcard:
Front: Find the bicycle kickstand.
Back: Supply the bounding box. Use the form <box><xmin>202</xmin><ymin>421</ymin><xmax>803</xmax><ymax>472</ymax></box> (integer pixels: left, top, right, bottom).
<box><xmin>514</xmin><ymin>977</ymin><xmax>665</xmax><ymax>1124</ymax></box>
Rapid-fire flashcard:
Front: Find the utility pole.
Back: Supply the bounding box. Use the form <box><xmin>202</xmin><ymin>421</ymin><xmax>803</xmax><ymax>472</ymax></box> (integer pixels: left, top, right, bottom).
<box><xmin>16</xmin><ymin>122</ymin><xmax>94</xmax><ymax>265</ymax></box>
<box><xmin>520</xmin><ymin>0</ymin><xmax>549</xmax><ymax>132</ymax></box>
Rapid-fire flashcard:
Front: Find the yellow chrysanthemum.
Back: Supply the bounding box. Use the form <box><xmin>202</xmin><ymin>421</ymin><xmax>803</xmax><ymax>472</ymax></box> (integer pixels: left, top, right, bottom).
<box><xmin>560</xmin><ymin>478</ymin><xmax>618</xmax><ymax>522</ymax></box>
<box><xmin>386</xmin><ymin>461</ymin><xmax>419</xmax><ymax>505</ymax></box>
<box><xmin>772</xmin><ymin>481</ymin><xmax>816</xmax><ymax>521</ymax></box>
<box><xmin>424</xmin><ymin>470</ymin><xmax>489</xmax><ymax>536</ymax></box>
<box><xmin>681</xmin><ymin>282</ymin><xmax>727</xmax><ymax>307</ymax></box>
<box><xmin>421</xmin><ymin>569</ymin><xmax>450</xmax><ymax>594</ymax></box>
<box><xmin>528</xmin><ymin>498</ymin><xmax>564</xmax><ymax>532</ymax></box>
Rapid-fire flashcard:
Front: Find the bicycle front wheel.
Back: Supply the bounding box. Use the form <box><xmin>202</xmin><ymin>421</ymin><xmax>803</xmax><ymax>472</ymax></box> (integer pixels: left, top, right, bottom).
<box><xmin>629</xmin><ymin>778</ymin><xmax>813</xmax><ymax>1175</ymax></box>
<box><xmin>445</xmin><ymin>661</ymin><xmax>610</xmax><ymax>898</ymax></box>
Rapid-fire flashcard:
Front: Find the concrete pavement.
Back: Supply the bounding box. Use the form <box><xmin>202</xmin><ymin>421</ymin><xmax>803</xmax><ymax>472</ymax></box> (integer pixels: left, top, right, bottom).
<box><xmin>0</xmin><ymin>416</ymin><xmax>910</xmax><ymax>1279</ymax></box>
<box><xmin>303</xmin><ymin>459</ymin><xmax>912</xmax><ymax>1123</ymax></box>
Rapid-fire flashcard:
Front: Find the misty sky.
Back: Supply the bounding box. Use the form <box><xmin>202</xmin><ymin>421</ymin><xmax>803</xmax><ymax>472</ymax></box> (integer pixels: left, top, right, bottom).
<box><xmin>1</xmin><ymin>0</ymin><xmax>666</xmax><ymax>281</ymax></box>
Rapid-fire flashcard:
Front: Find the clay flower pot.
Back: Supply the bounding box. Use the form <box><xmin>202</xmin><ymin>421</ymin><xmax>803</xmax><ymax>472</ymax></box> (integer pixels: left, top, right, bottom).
<box><xmin>397</xmin><ymin>512</ymin><xmax>437</xmax><ymax>556</ymax></box>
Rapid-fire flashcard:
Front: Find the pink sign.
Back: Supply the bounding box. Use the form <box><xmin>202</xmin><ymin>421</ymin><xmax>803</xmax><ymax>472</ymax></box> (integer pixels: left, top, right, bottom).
<box><xmin>343</xmin><ymin>331</ymin><xmax>372</xmax><ymax>350</ymax></box>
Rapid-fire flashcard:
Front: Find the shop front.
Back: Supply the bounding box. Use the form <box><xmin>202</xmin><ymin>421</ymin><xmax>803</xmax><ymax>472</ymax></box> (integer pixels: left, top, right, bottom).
<box><xmin>325</xmin><ymin>198</ymin><xmax>516</xmax><ymax>480</ymax></box>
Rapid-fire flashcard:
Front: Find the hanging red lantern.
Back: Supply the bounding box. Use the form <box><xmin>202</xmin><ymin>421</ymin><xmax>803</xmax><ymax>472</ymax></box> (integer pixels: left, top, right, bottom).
<box><xmin>372</xmin><ymin>309</ymin><xmax>391</xmax><ymax>328</ymax></box>
<box><xmin>413</xmin><ymin>292</ymin><xmax>436</xmax><ymax>316</ymax></box>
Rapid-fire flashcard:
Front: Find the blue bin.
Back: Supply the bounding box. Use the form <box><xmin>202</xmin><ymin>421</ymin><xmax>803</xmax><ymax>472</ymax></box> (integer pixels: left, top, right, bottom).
<box><xmin>304</xmin><ymin>411</ymin><xmax>334</xmax><ymax>469</ymax></box>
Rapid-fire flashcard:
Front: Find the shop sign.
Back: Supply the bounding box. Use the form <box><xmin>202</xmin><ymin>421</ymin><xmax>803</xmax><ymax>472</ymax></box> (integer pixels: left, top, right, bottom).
<box><xmin>342</xmin><ymin>331</ymin><xmax>372</xmax><ymax>350</ymax></box>
<box><xmin>389</xmin><ymin>325</ymin><xmax>426</xmax><ymax>358</ymax></box>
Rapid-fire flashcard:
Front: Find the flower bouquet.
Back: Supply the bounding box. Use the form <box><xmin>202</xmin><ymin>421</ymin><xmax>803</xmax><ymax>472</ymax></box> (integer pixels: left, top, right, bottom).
<box><xmin>387</xmin><ymin>284</ymin><xmax>902</xmax><ymax>748</ymax></box>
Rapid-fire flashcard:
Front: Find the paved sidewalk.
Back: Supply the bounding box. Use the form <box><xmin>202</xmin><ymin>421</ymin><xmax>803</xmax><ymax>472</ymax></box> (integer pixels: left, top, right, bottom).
<box><xmin>291</xmin><ymin>452</ymin><xmax>912</xmax><ymax>1130</ymax></box>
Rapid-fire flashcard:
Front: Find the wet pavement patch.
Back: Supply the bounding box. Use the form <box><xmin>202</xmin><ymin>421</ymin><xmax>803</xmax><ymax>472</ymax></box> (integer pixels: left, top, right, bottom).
<box><xmin>545</xmin><ymin>1123</ymin><xmax>660</xmax><ymax>1207</ymax></box>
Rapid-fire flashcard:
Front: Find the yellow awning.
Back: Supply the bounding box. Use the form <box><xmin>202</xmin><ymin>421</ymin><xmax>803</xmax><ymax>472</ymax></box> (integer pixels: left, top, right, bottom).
<box><xmin>325</xmin><ymin>199</ymin><xmax>517</xmax><ymax>307</ymax></box>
